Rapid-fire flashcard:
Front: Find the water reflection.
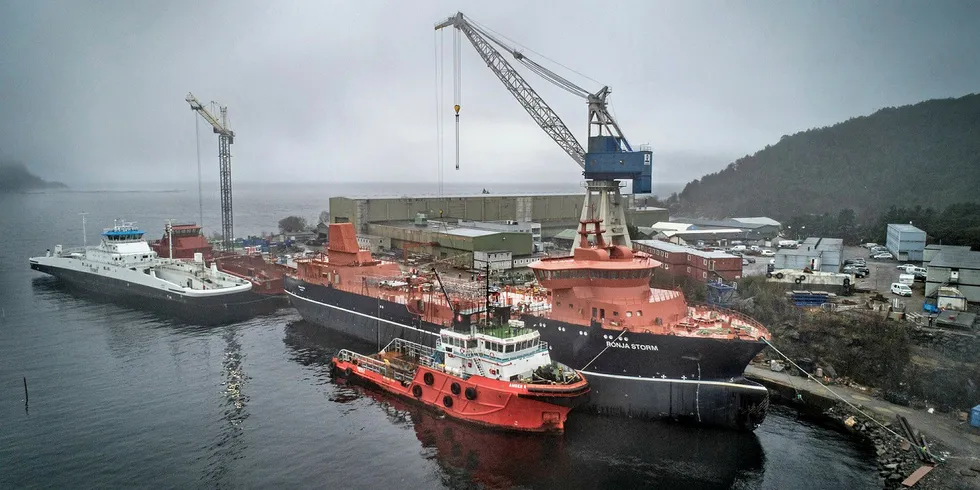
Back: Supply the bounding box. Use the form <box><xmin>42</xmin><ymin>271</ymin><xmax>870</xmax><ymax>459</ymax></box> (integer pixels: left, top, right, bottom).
<box><xmin>283</xmin><ymin>321</ymin><xmax>766</xmax><ymax>490</ymax></box>
<box><xmin>202</xmin><ymin>327</ymin><xmax>250</xmax><ymax>487</ymax></box>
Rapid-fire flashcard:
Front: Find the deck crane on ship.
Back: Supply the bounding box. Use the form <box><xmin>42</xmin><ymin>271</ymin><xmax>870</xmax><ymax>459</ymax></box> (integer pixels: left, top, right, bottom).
<box><xmin>434</xmin><ymin>12</ymin><xmax>652</xmax><ymax>250</ymax></box>
<box><xmin>186</xmin><ymin>92</ymin><xmax>236</xmax><ymax>251</ymax></box>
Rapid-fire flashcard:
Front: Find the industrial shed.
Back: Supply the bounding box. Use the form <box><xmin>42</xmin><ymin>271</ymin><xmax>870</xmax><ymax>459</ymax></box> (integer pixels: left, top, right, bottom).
<box><xmin>886</xmin><ymin>224</ymin><xmax>926</xmax><ymax>261</ymax></box>
<box><xmin>773</xmin><ymin>237</ymin><xmax>843</xmax><ymax>272</ymax></box>
<box><xmin>925</xmin><ymin>249</ymin><xmax>980</xmax><ymax>302</ymax></box>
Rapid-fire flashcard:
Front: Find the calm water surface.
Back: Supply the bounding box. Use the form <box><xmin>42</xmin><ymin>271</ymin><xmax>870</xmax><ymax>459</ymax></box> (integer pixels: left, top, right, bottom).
<box><xmin>0</xmin><ymin>183</ymin><xmax>877</xmax><ymax>489</ymax></box>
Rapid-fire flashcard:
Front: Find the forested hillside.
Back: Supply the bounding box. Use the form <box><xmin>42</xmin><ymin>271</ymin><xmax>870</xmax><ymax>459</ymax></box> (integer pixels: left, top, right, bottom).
<box><xmin>674</xmin><ymin>94</ymin><xmax>980</xmax><ymax>220</ymax></box>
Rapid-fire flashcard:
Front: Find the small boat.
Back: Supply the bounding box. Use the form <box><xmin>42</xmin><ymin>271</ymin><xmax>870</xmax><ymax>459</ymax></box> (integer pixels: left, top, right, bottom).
<box><xmin>332</xmin><ymin>316</ymin><xmax>590</xmax><ymax>433</ymax></box>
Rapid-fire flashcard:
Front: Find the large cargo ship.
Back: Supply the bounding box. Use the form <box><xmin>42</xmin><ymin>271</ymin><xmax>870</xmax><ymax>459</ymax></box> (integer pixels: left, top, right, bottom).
<box><xmin>29</xmin><ymin>221</ymin><xmax>279</xmax><ymax>325</ymax></box>
<box><xmin>285</xmin><ymin>222</ymin><xmax>771</xmax><ymax>429</ymax></box>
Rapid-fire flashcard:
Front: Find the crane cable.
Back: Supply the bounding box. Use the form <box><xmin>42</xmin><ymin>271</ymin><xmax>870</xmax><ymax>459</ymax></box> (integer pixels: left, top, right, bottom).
<box><xmin>453</xmin><ymin>27</ymin><xmax>461</xmax><ymax>170</ymax></box>
<box><xmin>434</xmin><ymin>31</ymin><xmax>444</xmax><ymax>196</ymax></box>
<box><xmin>760</xmin><ymin>337</ymin><xmax>916</xmax><ymax>446</ymax></box>
<box><xmin>195</xmin><ymin>113</ymin><xmax>203</xmax><ymax>230</ymax></box>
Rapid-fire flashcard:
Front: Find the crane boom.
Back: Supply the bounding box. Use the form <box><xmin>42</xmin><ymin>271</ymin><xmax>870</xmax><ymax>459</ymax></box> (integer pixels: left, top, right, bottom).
<box><xmin>435</xmin><ymin>13</ymin><xmax>586</xmax><ymax>168</ymax></box>
<box><xmin>434</xmin><ymin>12</ymin><xmax>653</xmax><ymax>249</ymax></box>
<box><xmin>186</xmin><ymin>92</ymin><xmax>236</xmax><ymax>250</ymax></box>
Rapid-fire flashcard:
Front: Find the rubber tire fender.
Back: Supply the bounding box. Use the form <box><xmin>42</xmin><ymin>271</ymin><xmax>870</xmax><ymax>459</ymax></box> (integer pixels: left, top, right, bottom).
<box><xmin>775</xmin><ymin>272</ymin><xmax>784</xmax><ymax>279</ymax></box>
<box><xmin>412</xmin><ymin>384</ymin><xmax>423</xmax><ymax>398</ymax></box>
<box><xmin>344</xmin><ymin>367</ymin><xmax>352</xmax><ymax>377</ymax></box>
<box><xmin>766</xmin><ymin>272</ymin><xmax>773</xmax><ymax>278</ymax></box>
<box><xmin>794</xmin><ymin>277</ymin><xmax>803</xmax><ymax>285</ymax></box>
<box><xmin>423</xmin><ymin>372</ymin><xmax>435</xmax><ymax>385</ymax></box>
<box><xmin>443</xmin><ymin>395</ymin><xmax>454</xmax><ymax>408</ymax></box>
<box><xmin>464</xmin><ymin>387</ymin><xmax>477</xmax><ymax>400</ymax></box>
<box><xmin>798</xmin><ymin>275</ymin><xmax>806</xmax><ymax>282</ymax></box>
<box><xmin>450</xmin><ymin>382</ymin><xmax>461</xmax><ymax>395</ymax></box>
<box><xmin>843</xmin><ymin>278</ymin><xmax>851</xmax><ymax>286</ymax></box>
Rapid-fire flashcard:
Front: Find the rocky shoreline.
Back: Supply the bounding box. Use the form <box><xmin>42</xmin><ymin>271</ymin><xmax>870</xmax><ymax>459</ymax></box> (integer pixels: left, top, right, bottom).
<box><xmin>817</xmin><ymin>404</ymin><xmax>980</xmax><ymax>489</ymax></box>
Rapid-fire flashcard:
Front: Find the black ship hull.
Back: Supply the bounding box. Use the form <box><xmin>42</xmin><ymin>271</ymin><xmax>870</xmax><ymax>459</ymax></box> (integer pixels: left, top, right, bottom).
<box><xmin>285</xmin><ymin>276</ymin><xmax>770</xmax><ymax>430</ymax></box>
<box><xmin>31</xmin><ymin>262</ymin><xmax>282</xmax><ymax>326</ymax></box>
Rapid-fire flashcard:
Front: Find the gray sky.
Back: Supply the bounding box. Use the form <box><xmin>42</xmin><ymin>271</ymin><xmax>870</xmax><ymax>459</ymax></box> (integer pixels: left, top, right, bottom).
<box><xmin>1</xmin><ymin>1</ymin><xmax>978</xmax><ymax>187</ymax></box>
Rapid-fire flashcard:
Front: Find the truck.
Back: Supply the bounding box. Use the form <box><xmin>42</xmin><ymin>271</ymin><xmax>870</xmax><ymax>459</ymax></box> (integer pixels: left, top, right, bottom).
<box><xmin>767</xmin><ymin>268</ymin><xmax>854</xmax><ymax>295</ymax></box>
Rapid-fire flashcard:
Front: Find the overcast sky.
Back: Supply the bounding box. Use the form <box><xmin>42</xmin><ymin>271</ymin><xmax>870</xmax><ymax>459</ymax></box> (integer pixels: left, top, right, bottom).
<box><xmin>1</xmin><ymin>0</ymin><xmax>978</xmax><ymax>187</ymax></box>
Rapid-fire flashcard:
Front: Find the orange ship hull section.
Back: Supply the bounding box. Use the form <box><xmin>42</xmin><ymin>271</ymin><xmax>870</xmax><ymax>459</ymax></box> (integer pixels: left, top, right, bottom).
<box><xmin>332</xmin><ymin>359</ymin><xmax>588</xmax><ymax>433</ymax></box>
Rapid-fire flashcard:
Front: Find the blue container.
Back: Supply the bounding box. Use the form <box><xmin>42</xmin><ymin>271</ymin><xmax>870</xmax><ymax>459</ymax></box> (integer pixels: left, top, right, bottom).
<box><xmin>971</xmin><ymin>405</ymin><xmax>980</xmax><ymax>428</ymax></box>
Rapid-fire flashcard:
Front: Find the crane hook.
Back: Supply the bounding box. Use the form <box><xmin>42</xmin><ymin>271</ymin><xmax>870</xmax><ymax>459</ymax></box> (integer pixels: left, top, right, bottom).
<box><xmin>454</xmin><ymin>104</ymin><xmax>460</xmax><ymax>115</ymax></box>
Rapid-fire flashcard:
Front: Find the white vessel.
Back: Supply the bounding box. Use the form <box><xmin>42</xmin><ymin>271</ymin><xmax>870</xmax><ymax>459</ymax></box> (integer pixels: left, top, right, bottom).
<box><xmin>29</xmin><ymin>221</ymin><xmax>278</xmax><ymax>325</ymax></box>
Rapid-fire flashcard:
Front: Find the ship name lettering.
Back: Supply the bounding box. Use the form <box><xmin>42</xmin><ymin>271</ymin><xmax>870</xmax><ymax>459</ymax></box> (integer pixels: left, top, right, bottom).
<box><xmin>606</xmin><ymin>341</ymin><xmax>658</xmax><ymax>351</ymax></box>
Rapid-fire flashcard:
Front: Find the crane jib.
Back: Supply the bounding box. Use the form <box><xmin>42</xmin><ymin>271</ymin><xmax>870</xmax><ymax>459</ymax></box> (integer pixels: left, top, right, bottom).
<box><xmin>434</xmin><ymin>12</ymin><xmax>652</xmax><ymax>193</ymax></box>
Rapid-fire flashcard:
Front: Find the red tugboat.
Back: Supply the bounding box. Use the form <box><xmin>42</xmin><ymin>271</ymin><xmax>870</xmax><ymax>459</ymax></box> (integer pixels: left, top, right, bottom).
<box><xmin>149</xmin><ymin>223</ymin><xmax>288</xmax><ymax>298</ymax></box>
<box><xmin>332</xmin><ymin>320</ymin><xmax>590</xmax><ymax>433</ymax></box>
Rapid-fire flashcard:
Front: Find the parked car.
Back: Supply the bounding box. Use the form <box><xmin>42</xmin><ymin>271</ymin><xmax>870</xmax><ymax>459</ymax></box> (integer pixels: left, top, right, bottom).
<box><xmin>760</xmin><ymin>249</ymin><xmax>775</xmax><ymax>257</ymax></box>
<box><xmin>871</xmin><ymin>252</ymin><xmax>894</xmax><ymax>260</ymax></box>
<box><xmin>891</xmin><ymin>283</ymin><xmax>912</xmax><ymax>297</ymax></box>
<box><xmin>842</xmin><ymin>265</ymin><xmax>869</xmax><ymax>278</ymax></box>
<box><xmin>896</xmin><ymin>263</ymin><xmax>915</xmax><ymax>270</ymax></box>
<box><xmin>744</xmin><ymin>257</ymin><xmax>756</xmax><ymax>264</ymax></box>
<box><xmin>861</xmin><ymin>243</ymin><xmax>879</xmax><ymax>249</ymax></box>
<box><xmin>870</xmin><ymin>247</ymin><xmax>888</xmax><ymax>255</ymax></box>
<box><xmin>844</xmin><ymin>258</ymin><xmax>866</xmax><ymax>266</ymax></box>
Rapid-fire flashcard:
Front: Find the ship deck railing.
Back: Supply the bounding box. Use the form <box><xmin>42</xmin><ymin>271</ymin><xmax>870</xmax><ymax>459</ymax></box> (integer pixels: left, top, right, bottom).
<box><xmin>688</xmin><ymin>302</ymin><xmax>769</xmax><ymax>338</ymax></box>
<box><xmin>381</xmin><ymin>338</ymin><xmax>438</xmax><ymax>368</ymax></box>
<box><xmin>335</xmin><ymin>348</ymin><xmax>420</xmax><ymax>385</ymax></box>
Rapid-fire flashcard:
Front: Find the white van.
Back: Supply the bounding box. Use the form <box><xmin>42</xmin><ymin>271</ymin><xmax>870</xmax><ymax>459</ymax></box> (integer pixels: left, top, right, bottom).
<box><xmin>730</xmin><ymin>245</ymin><xmax>747</xmax><ymax>252</ymax></box>
<box><xmin>898</xmin><ymin>274</ymin><xmax>915</xmax><ymax>286</ymax></box>
<box><xmin>891</xmin><ymin>283</ymin><xmax>912</xmax><ymax>297</ymax></box>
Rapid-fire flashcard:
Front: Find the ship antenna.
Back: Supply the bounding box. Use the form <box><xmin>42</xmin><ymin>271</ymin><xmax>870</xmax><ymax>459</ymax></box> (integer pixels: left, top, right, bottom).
<box><xmin>484</xmin><ymin>259</ymin><xmax>491</xmax><ymax>325</ymax></box>
<box><xmin>79</xmin><ymin>212</ymin><xmax>88</xmax><ymax>247</ymax></box>
<box><xmin>166</xmin><ymin>219</ymin><xmax>174</xmax><ymax>259</ymax></box>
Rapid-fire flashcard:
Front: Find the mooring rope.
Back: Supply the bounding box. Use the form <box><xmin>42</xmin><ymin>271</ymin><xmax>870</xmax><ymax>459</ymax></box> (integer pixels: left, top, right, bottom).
<box><xmin>580</xmin><ymin>328</ymin><xmax>628</xmax><ymax>371</ymax></box>
<box><xmin>760</xmin><ymin>337</ymin><xmax>910</xmax><ymax>443</ymax></box>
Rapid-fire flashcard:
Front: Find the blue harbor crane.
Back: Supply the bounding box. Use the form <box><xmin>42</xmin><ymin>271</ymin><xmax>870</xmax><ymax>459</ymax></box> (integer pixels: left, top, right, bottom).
<box><xmin>434</xmin><ymin>12</ymin><xmax>652</xmax><ymax>249</ymax></box>
<box><xmin>185</xmin><ymin>92</ymin><xmax>236</xmax><ymax>250</ymax></box>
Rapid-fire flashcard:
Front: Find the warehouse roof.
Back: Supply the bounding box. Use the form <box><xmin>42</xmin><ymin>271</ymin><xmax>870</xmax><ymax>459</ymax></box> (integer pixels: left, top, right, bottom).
<box><xmin>925</xmin><ymin>244</ymin><xmax>971</xmax><ymax>251</ymax></box>
<box><xmin>634</xmin><ymin>240</ymin><xmax>738</xmax><ymax>259</ymax></box>
<box><xmin>442</xmin><ymin>228</ymin><xmax>498</xmax><ymax>238</ymax></box>
<box><xmin>930</xmin><ymin>250</ymin><xmax>980</xmax><ymax>270</ymax></box>
<box><xmin>552</xmin><ymin>229</ymin><xmax>578</xmax><ymax>241</ymax></box>
<box><xmin>337</xmin><ymin>192</ymin><xmax>583</xmax><ymax>200</ymax></box>
<box><xmin>634</xmin><ymin>240</ymin><xmax>693</xmax><ymax>253</ymax></box>
<box><xmin>733</xmin><ymin>217</ymin><xmax>781</xmax><ymax>227</ymax></box>
<box><xmin>651</xmin><ymin>221</ymin><xmax>693</xmax><ymax>232</ymax></box>
<box><xmin>888</xmin><ymin>223</ymin><xmax>926</xmax><ymax>234</ymax></box>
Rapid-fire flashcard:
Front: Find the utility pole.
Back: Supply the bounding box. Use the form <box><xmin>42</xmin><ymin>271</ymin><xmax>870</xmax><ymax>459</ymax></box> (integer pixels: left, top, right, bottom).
<box><xmin>166</xmin><ymin>219</ymin><xmax>174</xmax><ymax>259</ymax></box>
<box><xmin>79</xmin><ymin>212</ymin><xmax>88</xmax><ymax>247</ymax></box>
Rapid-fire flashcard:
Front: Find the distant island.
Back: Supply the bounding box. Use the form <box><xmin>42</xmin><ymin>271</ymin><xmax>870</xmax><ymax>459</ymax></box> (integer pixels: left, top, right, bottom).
<box><xmin>0</xmin><ymin>162</ymin><xmax>67</xmax><ymax>192</ymax></box>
